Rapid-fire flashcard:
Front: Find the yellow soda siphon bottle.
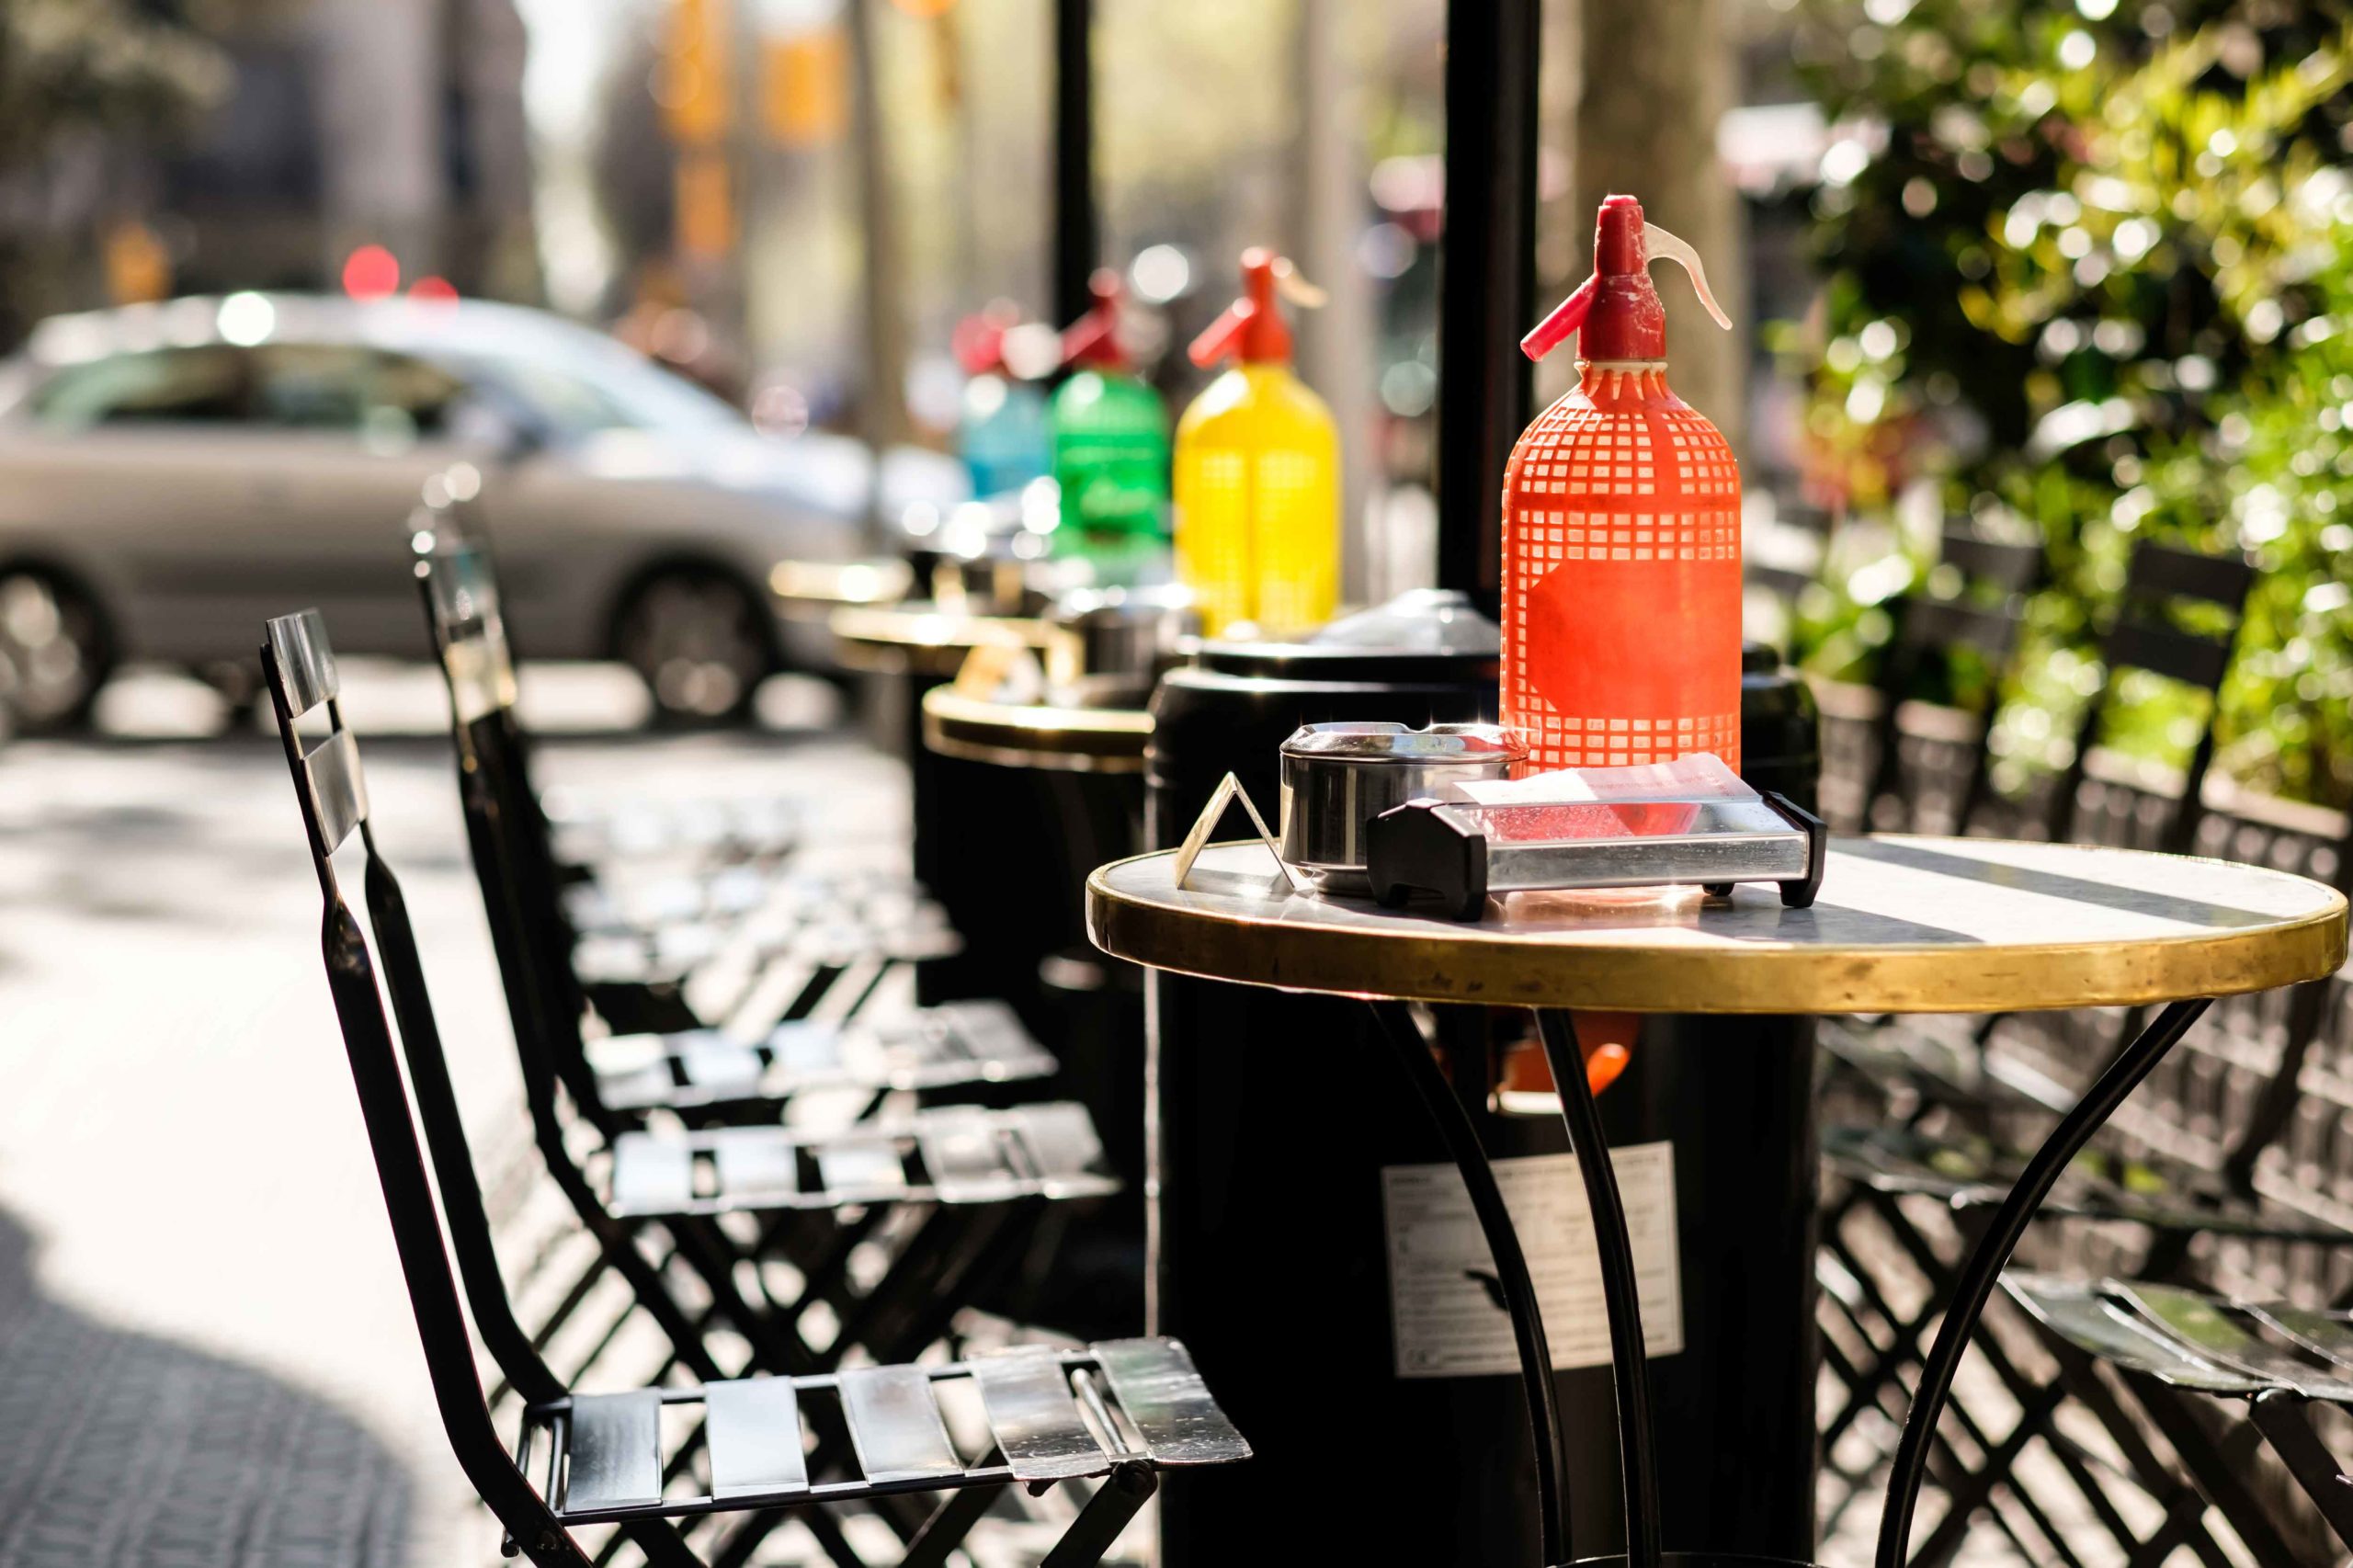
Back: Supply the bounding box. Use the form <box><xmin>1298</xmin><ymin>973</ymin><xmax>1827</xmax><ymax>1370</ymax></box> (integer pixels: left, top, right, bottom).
<box><xmin>1173</xmin><ymin>249</ymin><xmax>1340</xmax><ymax>637</ymax></box>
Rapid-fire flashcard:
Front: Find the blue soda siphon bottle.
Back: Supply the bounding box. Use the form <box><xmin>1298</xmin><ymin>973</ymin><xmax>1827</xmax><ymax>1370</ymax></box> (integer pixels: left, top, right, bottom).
<box><xmin>951</xmin><ymin>301</ymin><xmax>1051</xmax><ymax>500</ymax></box>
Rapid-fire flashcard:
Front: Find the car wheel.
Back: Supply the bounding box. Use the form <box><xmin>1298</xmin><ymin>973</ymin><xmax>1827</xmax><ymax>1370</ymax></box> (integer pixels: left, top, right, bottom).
<box><xmin>0</xmin><ymin>566</ymin><xmax>111</xmax><ymax>733</ymax></box>
<box><xmin>613</xmin><ymin>566</ymin><xmax>777</xmax><ymax>725</ymax></box>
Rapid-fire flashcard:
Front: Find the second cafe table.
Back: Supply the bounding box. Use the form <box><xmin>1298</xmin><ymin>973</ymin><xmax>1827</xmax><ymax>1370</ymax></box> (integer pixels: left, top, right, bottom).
<box><xmin>1086</xmin><ymin>833</ymin><xmax>2347</xmax><ymax>1567</ymax></box>
<box><xmin>917</xmin><ymin>680</ymin><xmax>1157</xmax><ymax>1233</ymax></box>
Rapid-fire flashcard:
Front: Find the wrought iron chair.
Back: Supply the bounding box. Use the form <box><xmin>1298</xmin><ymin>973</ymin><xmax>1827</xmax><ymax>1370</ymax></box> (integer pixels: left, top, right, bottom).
<box><xmin>262</xmin><ymin>608</ymin><xmax>1247</xmax><ymax>1567</ymax></box>
<box><xmin>267</xmin><ymin>608</ymin><xmax>1120</xmax><ymax>1397</ymax></box>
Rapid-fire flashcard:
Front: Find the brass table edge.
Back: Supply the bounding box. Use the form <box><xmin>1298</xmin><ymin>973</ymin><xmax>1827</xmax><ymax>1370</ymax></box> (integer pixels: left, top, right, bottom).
<box><xmin>828</xmin><ymin>608</ymin><xmax>1056</xmax><ymax>677</ymax></box>
<box><xmin>919</xmin><ymin>687</ymin><xmax>1151</xmax><ymax>773</ymax></box>
<box><xmin>1083</xmin><ymin>845</ymin><xmax>2350</xmax><ymax>1017</ymax></box>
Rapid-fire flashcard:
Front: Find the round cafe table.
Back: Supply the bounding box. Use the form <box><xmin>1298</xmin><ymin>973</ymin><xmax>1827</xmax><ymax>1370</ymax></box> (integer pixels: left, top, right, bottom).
<box><xmin>827</xmin><ymin>604</ymin><xmax>1061</xmax><ymax>922</ymax></box>
<box><xmin>829</xmin><ymin>601</ymin><xmax>1060</xmax><ymax>680</ymax></box>
<box><xmin>919</xmin><ymin>684</ymin><xmax>1154</xmax><ymax>775</ymax></box>
<box><xmin>1086</xmin><ymin>834</ymin><xmax>2347</xmax><ymax>1568</ymax></box>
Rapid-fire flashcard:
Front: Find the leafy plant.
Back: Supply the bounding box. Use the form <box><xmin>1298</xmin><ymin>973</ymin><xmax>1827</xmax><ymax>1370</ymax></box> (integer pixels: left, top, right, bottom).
<box><xmin>1784</xmin><ymin>0</ymin><xmax>2353</xmax><ymax>806</ymax></box>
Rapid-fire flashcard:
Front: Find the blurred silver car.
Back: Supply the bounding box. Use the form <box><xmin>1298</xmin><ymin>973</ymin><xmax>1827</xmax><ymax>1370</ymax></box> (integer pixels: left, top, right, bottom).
<box><xmin>0</xmin><ymin>293</ymin><xmax>961</xmax><ymax>728</ymax></box>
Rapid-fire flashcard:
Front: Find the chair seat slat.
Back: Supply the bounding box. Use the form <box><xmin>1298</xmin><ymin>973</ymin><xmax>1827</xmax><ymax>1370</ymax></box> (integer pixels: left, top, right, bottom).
<box><xmin>1091</xmin><ymin>1338</ymin><xmax>1253</xmax><ymax>1465</ymax></box>
<box><xmin>838</xmin><ymin>1367</ymin><xmax>964</xmax><ymax>1482</ymax></box>
<box><xmin>2245</xmin><ymin>1301</ymin><xmax>2353</xmax><ymax>1374</ymax></box>
<box><xmin>917</xmin><ymin>1108</ymin><xmax>1021</xmax><ymax>1202</ymax></box>
<box><xmin>815</xmin><ymin>1139</ymin><xmax>909</xmax><ymax>1201</ymax></box>
<box><xmin>267</xmin><ymin>609</ymin><xmax>338</xmax><ymax>715</ymax></box>
<box><xmin>2118</xmin><ymin>1282</ymin><xmax>2353</xmax><ymax>1403</ymax></box>
<box><xmin>710</xmin><ymin>1128</ymin><xmax>800</xmax><ymax>1202</ymax></box>
<box><xmin>610</xmin><ymin>1135</ymin><xmax>695</xmax><ymax>1214</ymax></box>
<box><xmin>1017</xmin><ymin>1103</ymin><xmax>1108</xmax><ymax>1181</ymax></box>
<box><xmin>938</xmin><ymin>1000</ymin><xmax>1058</xmax><ymax>1080</ymax></box>
<box><xmin>2003</xmin><ymin>1275</ymin><xmax>2259</xmax><ymax>1394</ymax></box>
<box><xmin>680</xmin><ymin>1037</ymin><xmax>765</xmax><ymax>1096</ymax></box>
<box><xmin>704</xmin><ymin>1379</ymin><xmax>811</xmax><ymax>1501</ymax></box>
<box><xmin>303</xmin><ymin>729</ymin><xmax>369</xmax><ymax>857</ymax></box>
<box><xmin>565</xmin><ymin>1391</ymin><xmax>665</xmax><ymax>1512</ymax></box>
<box><xmin>970</xmin><ymin>1347</ymin><xmax>1113</xmax><ymax>1482</ymax></box>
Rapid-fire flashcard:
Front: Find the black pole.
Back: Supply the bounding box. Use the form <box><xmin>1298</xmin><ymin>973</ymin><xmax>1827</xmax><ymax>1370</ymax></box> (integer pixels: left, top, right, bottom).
<box><xmin>1434</xmin><ymin>0</ymin><xmax>1539</xmax><ymax>615</ymax></box>
<box><xmin>1052</xmin><ymin>0</ymin><xmax>1097</xmax><ymax>326</ymax></box>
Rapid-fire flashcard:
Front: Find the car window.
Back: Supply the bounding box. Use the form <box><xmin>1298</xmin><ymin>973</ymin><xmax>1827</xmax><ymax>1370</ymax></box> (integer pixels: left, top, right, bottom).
<box><xmin>26</xmin><ymin>343</ymin><xmax>468</xmax><ymax>445</ymax></box>
<box><xmin>28</xmin><ymin>347</ymin><xmax>255</xmax><ymax>427</ymax></box>
<box><xmin>470</xmin><ymin>353</ymin><xmax>642</xmax><ymax>437</ymax></box>
<box><xmin>456</xmin><ymin>335</ymin><xmax>745</xmax><ymax>439</ymax></box>
<box><xmin>253</xmin><ymin>344</ymin><xmax>466</xmax><ymax>442</ymax></box>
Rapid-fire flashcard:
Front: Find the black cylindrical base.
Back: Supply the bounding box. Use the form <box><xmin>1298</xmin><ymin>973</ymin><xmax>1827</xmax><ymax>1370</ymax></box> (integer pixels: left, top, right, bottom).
<box><xmin>1152</xmin><ymin>990</ymin><xmax>1563</xmax><ymax>1564</ymax></box>
<box><xmin>1591</xmin><ymin>1014</ymin><xmax>1821</xmax><ymax>1559</ymax></box>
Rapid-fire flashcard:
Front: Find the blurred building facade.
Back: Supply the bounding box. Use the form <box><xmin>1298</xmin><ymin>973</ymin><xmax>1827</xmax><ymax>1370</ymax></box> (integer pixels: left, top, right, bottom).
<box><xmin>146</xmin><ymin>0</ymin><xmax>539</xmax><ymax>303</ymax></box>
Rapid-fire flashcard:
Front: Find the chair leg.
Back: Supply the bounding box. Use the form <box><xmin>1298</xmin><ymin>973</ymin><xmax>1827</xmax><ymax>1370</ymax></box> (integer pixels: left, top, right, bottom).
<box><xmin>2248</xmin><ymin>1390</ymin><xmax>2353</xmax><ymax>1553</ymax></box>
<box><xmin>614</xmin><ymin>1519</ymin><xmax>703</xmax><ymax>1568</ymax></box>
<box><xmin>1038</xmin><ymin>1463</ymin><xmax>1158</xmax><ymax>1568</ymax></box>
<box><xmin>898</xmin><ymin>1478</ymin><xmax>1006</xmax><ymax>1568</ymax></box>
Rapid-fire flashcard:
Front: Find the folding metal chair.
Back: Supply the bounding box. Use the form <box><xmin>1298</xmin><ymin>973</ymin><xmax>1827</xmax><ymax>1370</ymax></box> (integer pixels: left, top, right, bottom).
<box><xmin>1814</xmin><ymin>541</ymin><xmax>2291</xmax><ymax>1551</ymax></box>
<box><xmin>1855</xmin><ymin>527</ymin><xmax>2045</xmax><ymax>837</ymax></box>
<box><xmin>1821</xmin><ymin>538</ymin><xmax>2259</xmax><ymax>1113</ymax></box>
<box><xmin>1818</xmin><ymin>965</ymin><xmax>2350</xmax><ymax>1543</ymax></box>
<box><xmin>2045</xmin><ymin>540</ymin><xmax>2257</xmax><ymax>858</ymax></box>
<box><xmin>262</xmin><ymin>608</ymin><xmax>1249</xmax><ymax>1567</ymax></box>
<box><xmin>408</xmin><ymin>490</ymin><xmax>950</xmax><ymax>1032</ymax></box>
<box><xmin>393</xmin><ymin>481</ymin><xmax>808</xmax><ymax>878</ymax></box>
<box><xmin>267</xmin><ymin>609</ymin><xmax>1119</xmax><ymax>1399</ymax></box>
<box><xmin>2005</xmin><ymin>1274</ymin><xmax>2353</xmax><ymax>1562</ymax></box>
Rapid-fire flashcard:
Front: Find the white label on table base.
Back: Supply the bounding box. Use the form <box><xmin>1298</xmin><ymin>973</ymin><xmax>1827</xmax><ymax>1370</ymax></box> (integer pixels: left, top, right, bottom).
<box><xmin>1381</xmin><ymin>1142</ymin><xmax>1683</xmax><ymax>1379</ymax></box>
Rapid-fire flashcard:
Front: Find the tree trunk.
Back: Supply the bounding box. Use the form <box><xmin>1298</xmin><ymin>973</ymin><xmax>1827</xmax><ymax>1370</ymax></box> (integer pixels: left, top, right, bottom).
<box><xmin>1575</xmin><ymin>0</ymin><xmax>1745</xmax><ymax>450</ymax></box>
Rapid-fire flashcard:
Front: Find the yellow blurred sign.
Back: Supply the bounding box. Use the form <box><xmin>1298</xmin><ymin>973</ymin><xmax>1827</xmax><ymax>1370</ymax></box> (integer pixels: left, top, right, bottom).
<box><xmin>760</xmin><ymin>26</ymin><xmax>847</xmax><ymax>148</ymax></box>
<box><xmin>886</xmin><ymin>0</ymin><xmax>959</xmax><ymax>15</ymax></box>
<box><xmin>661</xmin><ymin>0</ymin><xmax>730</xmax><ymax>147</ymax></box>
<box><xmin>104</xmin><ymin>221</ymin><xmax>172</xmax><ymax>304</ymax></box>
<box><xmin>674</xmin><ymin>149</ymin><xmax>735</xmax><ymax>261</ymax></box>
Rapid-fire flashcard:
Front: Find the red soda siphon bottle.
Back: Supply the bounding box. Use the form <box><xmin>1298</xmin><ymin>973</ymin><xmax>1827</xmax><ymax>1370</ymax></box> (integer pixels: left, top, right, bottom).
<box><xmin>1501</xmin><ymin>194</ymin><xmax>1741</xmax><ymax>771</ymax></box>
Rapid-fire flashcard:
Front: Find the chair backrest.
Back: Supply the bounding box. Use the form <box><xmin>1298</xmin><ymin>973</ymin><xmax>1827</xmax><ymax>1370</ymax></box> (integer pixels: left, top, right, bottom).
<box><xmin>411</xmin><ymin>508</ymin><xmax>609</xmax><ymax>1125</ymax></box>
<box><xmin>260</xmin><ymin>608</ymin><xmax>581</xmax><ymax>1558</ymax></box>
<box><xmin>2048</xmin><ymin>540</ymin><xmax>2256</xmax><ymax>852</ymax></box>
<box><xmin>1864</xmin><ymin>528</ymin><xmax>2046</xmax><ymax>832</ymax></box>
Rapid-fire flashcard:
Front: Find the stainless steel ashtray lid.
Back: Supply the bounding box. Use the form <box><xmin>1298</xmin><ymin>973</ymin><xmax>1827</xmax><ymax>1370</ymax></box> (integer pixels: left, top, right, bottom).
<box><xmin>1279</xmin><ymin>721</ymin><xmax>1525</xmax><ymax>764</ymax></box>
<box><xmin>1278</xmin><ymin>722</ymin><xmax>1526</xmax><ymax>888</ymax></box>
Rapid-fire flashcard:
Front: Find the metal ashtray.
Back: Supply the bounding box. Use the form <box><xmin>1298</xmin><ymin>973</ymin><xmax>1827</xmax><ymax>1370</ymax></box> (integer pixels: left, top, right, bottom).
<box><xmin>1278</xmin><ymin>722</ymin><xmax>1525</xmax><ymax>893</ymax></box>
<box><xmin>1364</xmin><ymin>754</ymin><xmax>1828</xmax><ymax>919</ymax></box>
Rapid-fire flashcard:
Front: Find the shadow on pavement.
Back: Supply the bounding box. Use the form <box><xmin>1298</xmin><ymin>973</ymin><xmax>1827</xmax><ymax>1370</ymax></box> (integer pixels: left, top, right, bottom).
<box><xmin>0</xmin><ymin>1206</ymin><xmax>415</xmax><ymax>1568</ymax></box>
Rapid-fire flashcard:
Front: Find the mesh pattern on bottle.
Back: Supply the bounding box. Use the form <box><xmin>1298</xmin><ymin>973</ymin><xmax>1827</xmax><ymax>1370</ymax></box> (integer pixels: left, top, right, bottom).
<box><xmin>1500</xmin><ymin>365</ymin><xmax>1743</xmax><ymax>771</ymax></box>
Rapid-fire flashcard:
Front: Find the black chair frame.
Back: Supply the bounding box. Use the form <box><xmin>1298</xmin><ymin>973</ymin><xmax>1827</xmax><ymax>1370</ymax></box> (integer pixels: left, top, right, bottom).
<box><xmin>263</xmin><ymin>611</ymin><xmax>1222</xmax><ymax>1568</ymax></box>
<box><xmin>407</xmin><ymin>551</ymin><xmax>1108</xmax><ymax>1387</ymax></box>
